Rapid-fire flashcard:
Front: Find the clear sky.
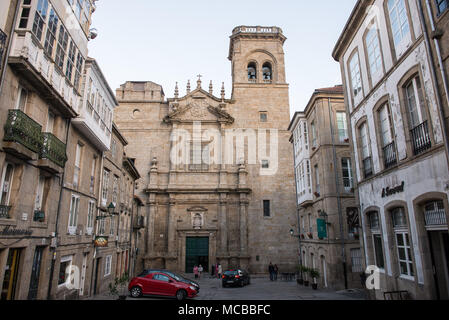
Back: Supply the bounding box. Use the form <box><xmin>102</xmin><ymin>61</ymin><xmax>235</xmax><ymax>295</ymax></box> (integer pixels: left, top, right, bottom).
<box><xmin>88</xmin><ymin>0</ymin><xmax>357</xmax><ymax>116</ymax></box>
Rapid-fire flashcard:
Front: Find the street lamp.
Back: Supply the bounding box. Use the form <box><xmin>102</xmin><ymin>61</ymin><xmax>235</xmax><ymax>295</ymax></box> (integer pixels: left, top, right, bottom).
<box><xmin>289</xmin><ymin>228</ymin><xmax>303</xmax><ymax>282</ymax></box>
<box><xmin>96</xmin><ymin>203</ymin><xmax>118</xmax><ymax>220</ymax></box>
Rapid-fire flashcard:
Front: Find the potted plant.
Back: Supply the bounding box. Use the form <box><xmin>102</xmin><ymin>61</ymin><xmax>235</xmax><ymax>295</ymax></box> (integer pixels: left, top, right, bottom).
<box><xmin>109</xmin><ymin>273</ymin><xmax>130</xmax><ymax>300</ymax></box>
<box><xmin>309</xmin><ymin>269</ymin><xmax>320</xmax><ymax>290</ymax></box>
<box><xmin>314</xmin><ymin>192</ymin><xmax>320</xmax><ymax>198</ymax></box>
<box><xmin>302</xmin><ymin>267</ymin><xmax>310</xmax><ymax>286</ymax></box>
<box><xmin>296</xmin><ymin>265</ymin><xmax>305</xmax><ymax>285</ymax></box>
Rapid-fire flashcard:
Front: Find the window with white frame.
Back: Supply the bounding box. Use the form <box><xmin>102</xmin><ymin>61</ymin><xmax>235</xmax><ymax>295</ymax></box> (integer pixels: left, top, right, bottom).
<box><xmin>18</xmin><ymin>1</ymin><xmax>32</xmax><ymax>29</ymax></box>
<box><xmin>86</xmin><ymin>200</ymin><xmax>95</xmax><ymax>234</ymax></box>
<box><xmin>16</xmin><ymin>87</ymin><xmax>28</xmax><ymax>111</ymax></box>
<box><xmin>66</xmin><ymin>41</ymin><xmax>76</xmax><ymax>81</ymax></box>
<box><xmin>32</xmin><ymin>0</ymin><xmax>49</xmax><ymax>41</ymax></box>
<box><xmin>73</xmin><ymin>143</ymin><xmax>82</xmax><ymax>189</ymax></box>
<box><xmin>304</xmin><ymin>122</ymin><xmax>309</xmax><ymax>148</ymax></box>
<box><xmin>387</xmin><ymin>0</ymin><xmax>411</xmax><ymax>56</ymax></box>
<box><xmin>359</xmin><ymin>122</ymin><xmax>373</xmax><ymax>178</ymax></box>
<box><xmin>379</xmin><ymin>104</ymin><xmax>393</xmax><ymax>147</ymax></box>
<box><xmin>365</xmin><ymin>24</ymin><xmax>383</xmax><ymax>82</ymax></box>
<box><xmin>68</xmin><ymin>194</ymin><xmax>80</xmax><ymax>235</ymax></box>
<box><xmin>405</xmin><ymin>76</ymin><xmax>427</xmax><ymax>129</ymax></box>
<box><xmin>391</xmin><ymin>207</ymin><xmax>414</xmax><ymax>278</ymax></box>
<box><xmin>104</xmin><ymin>255</ymin><xmax>112</xmax><ymax>277</ymax></box>
<box><xmin>101</xmin><ymin>169</ymin><xmax>110</xmax><ymax>207</ymax></box>
<box><xmin>43</xmin><ymin>6</ymin><xmax>58</xmax><ymax>57</ymax></box>
<box><xmin>0</xmin><ymin>163</ymin><xmax>15</xmax><ymax>215</ymax></box>
<box><xmin>306</xmin><ymin>161</ymin><xmax>311</xmax><ymax>192</ymax></box>
<box><xmin>55</xmin><ymin>25</ymin><xmax>68</xmax><ymax>71</ymax></box>
<box><xmin>349</xmin><ymin>51</ymin><xmax>362</xmax><ymax>100</ymax></box>
<box><xmin>336</xmin><ymin>112</ymin><xmax>348</xmax><ymax>142</ymax></box>
<box><xmin>58</xmin><ymin>255</ymin><xmax>73</xmax><ymax>286</ymax></box>
<box><xmin>90</xmin><ymin>157</ymin><xmax>96</xmax><ymax>194</ymax></box>
<box><xmin>341</xmin><ymin>158</ymin><xmax>353</xmax><ymax>191</ymax></box>
<box><xmin>110</xmin><ymin>215</ymin><xmax>115</xmax><ymax>236</ymax></box>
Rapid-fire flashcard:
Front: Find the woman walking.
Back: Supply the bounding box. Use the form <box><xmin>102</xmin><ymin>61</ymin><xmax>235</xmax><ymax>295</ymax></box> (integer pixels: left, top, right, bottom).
<box><xmin>193</xmin><ymin>265</ymin><xmax>199</xmax><ymax>279</ymax></box>
<box><xmin>217</xmin><ymin>263</ymin><xmax>222</xmax><ymax>279</ymax></box>
<box><xmin>198</xmin><ymin>265</ymin><xmax>203</xmax><ymax>279</ymax></box>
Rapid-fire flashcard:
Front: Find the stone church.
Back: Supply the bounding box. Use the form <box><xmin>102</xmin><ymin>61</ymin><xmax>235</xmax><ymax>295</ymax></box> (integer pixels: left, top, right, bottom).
<box><xmin>114</xmin><ymin>26</ymin><xmax>298</xmax><ymax>274</ymax></box>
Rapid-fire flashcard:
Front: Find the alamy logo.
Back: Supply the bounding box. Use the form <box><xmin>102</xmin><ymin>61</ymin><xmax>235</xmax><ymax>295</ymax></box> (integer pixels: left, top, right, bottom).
<box><xmin>365</xmin><ymin>265</ymin><xmax>380</xmax><ymax>290</ymax></box>
<box><xmin>169</xmin><ymin>122</ymin><xmax>279</xmax><ymax>176</ymax></box>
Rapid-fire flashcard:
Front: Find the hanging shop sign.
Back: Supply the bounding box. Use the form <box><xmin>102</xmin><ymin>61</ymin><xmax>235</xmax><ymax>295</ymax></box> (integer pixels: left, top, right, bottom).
<box><xmin>94</xmin><ymin>236</ymin><xmax>109</xmax><ymax>247</ymax></box>
<box><xmin>382</xmin><ymin>181</ymin><xmax>405</xmax><ymax>198</ymax></box>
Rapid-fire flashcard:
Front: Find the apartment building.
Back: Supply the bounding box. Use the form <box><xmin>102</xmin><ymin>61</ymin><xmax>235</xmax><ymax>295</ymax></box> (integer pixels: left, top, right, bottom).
<box><xmin>289</xmin><ymin>86</ymin><xmax>363</xmax><ymax>290</ymax></box>
<box><xmin>333</xmin><ymin>0</ymin><xmax>449</xmax><ymax>299</ymax></box>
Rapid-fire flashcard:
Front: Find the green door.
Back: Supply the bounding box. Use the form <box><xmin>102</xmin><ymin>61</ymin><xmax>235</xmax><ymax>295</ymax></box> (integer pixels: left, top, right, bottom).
<box><xmin>186</xmin><ymin>237</ymin><xmax>209</xmax><ymax>273</ymax></box>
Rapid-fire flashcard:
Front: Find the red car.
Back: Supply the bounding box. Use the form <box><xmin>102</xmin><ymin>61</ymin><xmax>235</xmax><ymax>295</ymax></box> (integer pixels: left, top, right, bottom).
<box><xmin>128</xmin><ymin>272</ymin><xmax>198</xmax><ymax>300</ymax></box>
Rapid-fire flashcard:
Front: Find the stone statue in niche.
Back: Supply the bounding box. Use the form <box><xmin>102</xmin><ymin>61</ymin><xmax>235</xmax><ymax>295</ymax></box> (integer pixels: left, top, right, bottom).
<box><xmin>192</xmin><ymin>213</ymin><xmax>203</xmax><ymax>230</ymax></box>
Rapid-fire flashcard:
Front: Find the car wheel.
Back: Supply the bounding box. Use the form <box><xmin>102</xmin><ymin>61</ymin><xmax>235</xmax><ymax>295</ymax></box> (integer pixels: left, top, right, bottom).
<box><xmin>176</xmin><ymin>290</ymin><xmax>187</xmax><ymax>301</ymax></box>
<box><xmin>222</xmin><ymin>283</ymin><xmax>227</xmax><ymax>288</ymax></box>
<box><xmin>240</xmin><ymin>281</ymin><xmax>245</xmax><ymax>287</ymax></box>
<box><xmin>247</xmin><ymin>278</ymin><xmax>251</xmax><ymax>285</ymax></box>
<box><xmin>130</xmin><ymin>286</ymin><xmax>142</xmax><ymax>298</ymax></box>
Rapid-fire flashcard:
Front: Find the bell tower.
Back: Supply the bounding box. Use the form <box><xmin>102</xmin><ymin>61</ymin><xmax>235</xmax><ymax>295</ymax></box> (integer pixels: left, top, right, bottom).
<box><xmin>228</xmin><ymin>26</ymin><xmax>287</xmax><ymax>86</ymax></box>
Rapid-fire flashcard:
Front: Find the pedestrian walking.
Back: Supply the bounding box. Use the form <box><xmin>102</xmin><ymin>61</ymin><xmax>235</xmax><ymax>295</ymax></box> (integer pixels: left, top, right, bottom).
<box><xmin>218</xmin><ymin>263</ymin><xmax>222</xmax><ymax>279</ymax></box>
<box><xmin>268</xmin><ymin>262</ymin><xmax>274</xmax><ymax>281</ymax></box>
<box><xmin>193</xmin><ymin>265</ymin><xmax>199</xmax><ymax>279</ymax></box>
<box><xmin>198</xmin><ymin>265</ymin><xmax>203</xmax><ymax>279</ymax></box>
<box><xmin>274</xmin><ymin>264</ymin><xmax>279</xmax><ymax>281</ymax></box>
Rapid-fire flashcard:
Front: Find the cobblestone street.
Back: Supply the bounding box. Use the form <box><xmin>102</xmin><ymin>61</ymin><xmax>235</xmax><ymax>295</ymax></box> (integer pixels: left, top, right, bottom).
<box><xmin>90</xmin><ymin>275</ymin><xmax>367</xmax><ymax>300</ymax></box>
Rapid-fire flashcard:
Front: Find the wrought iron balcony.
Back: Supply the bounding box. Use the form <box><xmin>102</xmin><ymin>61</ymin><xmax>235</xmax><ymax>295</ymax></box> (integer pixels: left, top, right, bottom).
<box><xmin>4</xmin><ymin>109</ymin><xmax>43</xmax><ymax>154</ymax></box>
<box><xmin>363</xmin><ymin>156</ymin><xmax>373</xmax><ymax>179</ymax></box>
<box><xmin>40</xmin><ymin>133</ymin><xmax>68</xmax><ymax>168</ymax></box>
<box><xmin>425</xmin><ymin>209</ymin><xmax>447</xmax><ymax>227</ymax></box>
<box><xmin>0</xmin><ymin>205</ymin><xmax>11</xmax><ymax>219</ymax></box>
<box><xmin>383</xmin><ymin>141</ymin><xmax>397</xmax><ymax>169</ymax></box>
<box><xmin>411</xmin><ymin>121</ymin><xmax>432</xmax><ymax>156</ymax></box>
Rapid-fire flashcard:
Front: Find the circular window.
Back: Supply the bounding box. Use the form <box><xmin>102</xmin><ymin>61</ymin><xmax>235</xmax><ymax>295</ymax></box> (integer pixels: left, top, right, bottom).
<box><xmin>133</xmin><ymin>109</ymin><xmax>141</xmax><ymax>118</ymax></box>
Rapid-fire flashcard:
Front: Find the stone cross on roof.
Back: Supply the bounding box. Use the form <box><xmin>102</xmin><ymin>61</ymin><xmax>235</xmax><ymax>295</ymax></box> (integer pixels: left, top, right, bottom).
<box><xmin>197</xmin><ymin>74</ymin><xmax>202</xmax><ymax>88</ymax></box>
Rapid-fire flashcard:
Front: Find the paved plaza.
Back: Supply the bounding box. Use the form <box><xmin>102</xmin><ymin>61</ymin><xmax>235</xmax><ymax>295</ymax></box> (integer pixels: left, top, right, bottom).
<box><xmin>90</xmin><ymin>274</ymin><xmax>367</xmax><ymax>300</ymax></box>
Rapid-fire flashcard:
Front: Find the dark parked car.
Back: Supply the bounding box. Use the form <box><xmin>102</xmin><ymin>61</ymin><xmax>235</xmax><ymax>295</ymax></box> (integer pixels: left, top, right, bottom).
<box><xmin>128</xmin><ymin>271</ymin><xmax>198</xmax><ymax>300</ymax></box>
<box><xmin>136</xmin><ymin>269</ymin><xmax>200</xmax><ymax>292</ymax></box>
<box><xmin>222</xmin><ymin>269</ymin><xmax>251</xmax><ymax>287</ymax></box>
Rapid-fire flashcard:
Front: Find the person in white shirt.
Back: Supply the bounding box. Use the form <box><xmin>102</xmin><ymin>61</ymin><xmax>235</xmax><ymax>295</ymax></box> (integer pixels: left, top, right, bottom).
<box><xmin>217</xmin><ymin>264</ymin><xmax>223</xmax><ymax>279</ymax></box>
<box><xmin>198</xmin><ymin>265</ymin><xmax>203</xmax><ymax>279</ymax></box>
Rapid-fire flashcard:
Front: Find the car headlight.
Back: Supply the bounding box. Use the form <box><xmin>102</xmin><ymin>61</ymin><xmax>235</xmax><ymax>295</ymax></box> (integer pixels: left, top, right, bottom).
<box><xmin>189</xmin><ymin>286</ymin><xmax>196</xmax><ymax>291</ymax></box>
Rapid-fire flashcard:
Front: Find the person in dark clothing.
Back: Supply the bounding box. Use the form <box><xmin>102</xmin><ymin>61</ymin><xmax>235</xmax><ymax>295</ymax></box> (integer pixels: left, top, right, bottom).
<box><xmin>274</xmin><ymin>264</ymin><xmax>279</xmax><ymax>281</ymax></box>
<box><xmin>268</xmin><ymin>262</ymin><xmax>275</xmax><ymax>281</ymax></box>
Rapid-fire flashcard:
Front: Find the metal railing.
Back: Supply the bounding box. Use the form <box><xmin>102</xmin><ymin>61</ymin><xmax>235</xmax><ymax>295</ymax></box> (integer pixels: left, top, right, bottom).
<box><xmin>0</xmin><ymin>205</ymin><xmax>11</xmax><ymax>219</ymax></box>
<box><xmin>425</xmin><ymin>209</ymin><xmax>447</xmax><ymax>226</ymax></box>
<box><xmin>383</xmin><ymin>141</ymin><xmax>397</xmax><ymax>169</ymax></box>
<box><xmin>40</xmin><ymin>132</ymin><xmax>68</xmax><ymax>168</ymax></box>
<box><xmin>363</xmin><ymin>156</ymin><xmax>373</xmax><ymax>179</ymax></box>
<box><xmin>410</xmin><ymin>121</ymin><xmax>431</xmax><ymax>155</ymax></box>
<box><xmin>4</xmin><ymin>109</ymin><xmax>43</xmax><ymax>154</ymax></box>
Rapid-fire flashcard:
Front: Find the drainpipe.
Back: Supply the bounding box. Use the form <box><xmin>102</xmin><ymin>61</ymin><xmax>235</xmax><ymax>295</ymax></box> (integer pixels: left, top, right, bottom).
<box><xmin>328</xmin><ymin>97</ymin><xmax>348</xmax><ymax>290</ymax></box>
<box><xmin>47</xmin><ymin>118</ymin><xmax>72</xmax><ymax>300</ymax></box>
<box><xmin>416</xmin><ymin>0</ymin><xmax>449</xmax><ymax>167</ymax></box>
<box><xmin>0</xmin><ymin>0</ymin><xmax>20</xmax><ymax>96</ymax></box>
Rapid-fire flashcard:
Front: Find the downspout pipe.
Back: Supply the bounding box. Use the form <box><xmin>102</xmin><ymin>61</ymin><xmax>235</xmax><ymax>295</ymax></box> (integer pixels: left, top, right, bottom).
<box><xmin>0</xmin><ymin>0</ymin><xmax>20</xmax><ymax>96</ymax></box>
<box><xmin>328</xmin><ymin>97</ymin><xmax>348</xmax><ymax>290</ymax></box>
<box><xmin>417</xmin><ymin>0</ymin><xmax>449</xmax><ymax>167</ymax></box>
<box><xmin>47</xmin><ymin>118</ymin><xmax>72</xmax><ymax>299</ymax></box>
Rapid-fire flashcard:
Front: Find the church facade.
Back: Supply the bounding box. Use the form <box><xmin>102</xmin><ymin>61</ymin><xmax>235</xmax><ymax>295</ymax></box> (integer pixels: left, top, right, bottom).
<box><xmin>114</xmin><ymin>26</ymin><xmax>298</xmax><ymax>274</ymax></box>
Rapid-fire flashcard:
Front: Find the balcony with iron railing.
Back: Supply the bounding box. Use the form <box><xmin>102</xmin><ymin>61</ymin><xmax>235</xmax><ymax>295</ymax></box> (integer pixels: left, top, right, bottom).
<box><xmin>0</xmin><ymin>205</ymin><xmax>12</xmax><ymax>219</ymax></box>
<box><xmin>410</xmin><ymin>121</ymin><xmax>432</xmax><ymax>156</ymax></box>
<box><xmin>39</xmin><ymin>132</ymin><xmax>68</xmax><ymax>169</ymax></box>
<box><xmin>425</xmin><ymin>209</ymin><xmax>447</xmax><ymax>227</ymax></box>
<box><xmin>3</xmin><ymin>109</ymin><xmax>43</xmax><ymax>159</ymax></box>
<box><xmin>363</xmin><ymin>156</ymin><xmax>373</xmax><ymax>179</ymax></box>
<box><xmin>383</xmin><ymin>141</ymin><xmax>397</xmax><ymax>169</ymax></box>
<box><xmin>232</xmin><ymin>26</ymin><xmax>283</xmax><ymax>35</ymax></box>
